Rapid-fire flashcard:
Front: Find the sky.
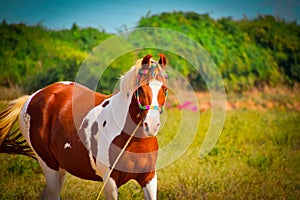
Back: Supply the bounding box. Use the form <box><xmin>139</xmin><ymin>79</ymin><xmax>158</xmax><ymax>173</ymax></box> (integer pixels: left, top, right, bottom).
<box><xmin>0</xmin><ymin>0</ymin><xmax>299</xmax><ymax>33</ymax></box>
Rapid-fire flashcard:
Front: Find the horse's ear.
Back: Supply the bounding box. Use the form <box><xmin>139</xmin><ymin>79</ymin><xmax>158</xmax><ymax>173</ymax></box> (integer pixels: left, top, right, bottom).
<box><xmin>158</xmin><ymin>53</ymin><xmax>167</xmax><ymax>69</ymax></box>
<box><xmin>141</xmin><ymin>54</ymin><xmax>152</xmax><ymax>69</ymax></box>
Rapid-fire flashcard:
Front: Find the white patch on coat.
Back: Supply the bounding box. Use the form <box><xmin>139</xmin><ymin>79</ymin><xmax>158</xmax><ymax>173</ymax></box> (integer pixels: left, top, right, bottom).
<box><xmin>59</xmin><ymin>81</ymin><xmax>73</xmax><ymax>85</ymax></box>
<box><xmin>64</xmin><ymin>143</ymin><xmax>71</xmax><ymax>149</ymax></box>
<box><xmin>19</xmin><ymin>89</ymin><xmax>41</xmax><ymax>150</ymax></box>
<box><xmin>80</xmin><ymin>91</ymin><xmax>132</xmax><ymax>178</ymax></box>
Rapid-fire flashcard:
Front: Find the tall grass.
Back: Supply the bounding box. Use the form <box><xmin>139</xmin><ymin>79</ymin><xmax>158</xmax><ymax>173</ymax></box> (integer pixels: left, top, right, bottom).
<box><xmin>0</xmin><ymin>109</ymin><xmax>299</xmax><ymax>199</ymax></box>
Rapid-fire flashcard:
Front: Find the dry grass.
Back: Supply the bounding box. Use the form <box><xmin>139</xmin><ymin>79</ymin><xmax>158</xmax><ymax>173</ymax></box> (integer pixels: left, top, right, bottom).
<box><xmin>0</xmin><ymin>87</ymin><xmax>299</xmax><ymax>199</ymax></box>
<box><xmin>0</xmin><ymin>86</ymin><xmax>23</xmax><ymax>101</ymax></box>
<box><xmin>197</xmin><ymin>85</ymin><xmax>300</xmax><ymax>111</ymax></box>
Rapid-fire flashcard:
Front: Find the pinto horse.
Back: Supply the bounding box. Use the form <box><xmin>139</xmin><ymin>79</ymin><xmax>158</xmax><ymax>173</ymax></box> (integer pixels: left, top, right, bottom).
<box><xmin>0</xmin><ymin>54</ymin><xmax>168</xmax><ymax>200</ymax></box>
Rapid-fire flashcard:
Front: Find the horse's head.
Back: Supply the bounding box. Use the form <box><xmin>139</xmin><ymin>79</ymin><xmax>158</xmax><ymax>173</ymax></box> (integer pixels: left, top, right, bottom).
<box><xmin>133</xmin><ymin>54</ymin><xmax>168</xmax><ymax>137</ymax></box>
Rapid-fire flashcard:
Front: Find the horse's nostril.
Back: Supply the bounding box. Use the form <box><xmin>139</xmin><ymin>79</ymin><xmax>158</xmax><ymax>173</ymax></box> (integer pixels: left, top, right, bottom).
<box><xmin>143</xmin><ymin>122</ymin><xmax>149</xmax><ymax>132</ymax></box>
<box><xmin>156</xmin><ymin>123</ymin><xmax>161</xmax><ymax>128</ymax></box>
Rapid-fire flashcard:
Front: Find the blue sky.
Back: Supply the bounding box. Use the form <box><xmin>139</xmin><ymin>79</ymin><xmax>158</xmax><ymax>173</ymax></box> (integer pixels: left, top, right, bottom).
<box><xmin>0</xmin><ymin>0</ymin><xmax>299</xmax><ymax>33</ymax></box>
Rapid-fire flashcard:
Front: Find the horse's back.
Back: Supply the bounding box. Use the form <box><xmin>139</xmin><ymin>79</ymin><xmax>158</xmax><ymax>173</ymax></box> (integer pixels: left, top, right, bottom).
<box><xmin>26</xmin><ymin>82</ymin><xmax>108</xmax><ymax>180</ymax></box>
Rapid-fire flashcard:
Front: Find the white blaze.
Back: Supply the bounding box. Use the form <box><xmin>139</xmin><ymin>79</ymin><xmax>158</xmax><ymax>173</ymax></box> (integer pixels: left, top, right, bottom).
<box><xmin>143</xmin><ymin>80</ymin><xmax>163</xmax><ymax>136</ymax></box>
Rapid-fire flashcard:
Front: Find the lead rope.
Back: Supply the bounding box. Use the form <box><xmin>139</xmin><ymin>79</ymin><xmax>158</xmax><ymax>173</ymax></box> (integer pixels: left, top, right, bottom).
<box><xmin>96</xmin><ymin>120</ymin><xmax>142</xmax><ymax>200</ymax></box>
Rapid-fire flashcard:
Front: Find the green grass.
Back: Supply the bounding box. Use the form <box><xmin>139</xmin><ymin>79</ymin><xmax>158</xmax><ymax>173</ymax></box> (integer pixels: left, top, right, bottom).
<box><xmin>0</xmin><ymin>109</ymin><xmax>300</xmax><ymax>199</ymax></box>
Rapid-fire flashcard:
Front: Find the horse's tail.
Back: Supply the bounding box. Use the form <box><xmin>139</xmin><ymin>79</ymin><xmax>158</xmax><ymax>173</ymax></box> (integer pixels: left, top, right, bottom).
<box><xmin>0</xmin><ymin>96</ymin><xmax>36</xmax><ymax>159</ymax></box>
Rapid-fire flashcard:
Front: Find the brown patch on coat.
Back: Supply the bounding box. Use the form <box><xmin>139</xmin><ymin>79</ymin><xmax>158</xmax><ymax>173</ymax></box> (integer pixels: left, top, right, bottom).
<box><xmin>109</xmin><ymin>91</ymin><xmax>158</xmax><ymax>188</ymax></box>
<box><xmin>27</xmin><ymin>82</ymin><xmax>109</xmax><ymax>181</ymax></box>
<box><xmin>90</xmin><ymin>121</ymin><xmax>98</xmax><ymax>159</ymax></box>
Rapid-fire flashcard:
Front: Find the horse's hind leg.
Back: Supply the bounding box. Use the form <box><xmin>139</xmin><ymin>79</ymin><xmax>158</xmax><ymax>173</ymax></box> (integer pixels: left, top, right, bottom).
<box><xmin>38</xmin><ymin>158</ymin><xmax>61</xmax><ymax>200</ymax></box>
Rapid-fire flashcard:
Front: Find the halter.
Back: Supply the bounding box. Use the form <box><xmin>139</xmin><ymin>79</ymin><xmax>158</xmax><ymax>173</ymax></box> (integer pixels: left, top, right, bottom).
<box><xmin>136</xmin><ymin>89</ymin><xmax>168</xmax><ymax>114</ymax></box>
<box><xmin>135</xmin><ymin>61</ymin><xmax>168</xmax><ymax>114</ymax></box>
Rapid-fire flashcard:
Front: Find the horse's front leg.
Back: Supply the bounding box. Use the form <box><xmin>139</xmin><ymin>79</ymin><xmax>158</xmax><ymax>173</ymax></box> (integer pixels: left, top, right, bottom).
<box><xmin>104</xmin><ymin>177</ymin><xmax>118</xmax><ymax>200</ymax></box>
<box><xmin>142</xmin><ymin>172</ymin><xmax>157</xmax><ymax>200</ymax></box>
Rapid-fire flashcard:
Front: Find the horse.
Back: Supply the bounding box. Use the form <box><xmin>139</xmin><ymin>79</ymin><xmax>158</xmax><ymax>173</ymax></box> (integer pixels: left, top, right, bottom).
<box><xmin>0</xmin><ymin>54</ymin><xmax>168</xmax><ymax>200</ymax></box>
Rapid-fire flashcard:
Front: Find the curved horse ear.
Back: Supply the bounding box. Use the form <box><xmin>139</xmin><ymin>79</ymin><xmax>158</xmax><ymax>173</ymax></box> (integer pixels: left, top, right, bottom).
<box><xmin>158</xmin><ymin>53</ymin><xmax>167</xmax><ymax>69</ymax></box>
<box><xmin>141</xmin><ymin>54</ymin><xmax>152</xmax><ymax>69</ymax></box>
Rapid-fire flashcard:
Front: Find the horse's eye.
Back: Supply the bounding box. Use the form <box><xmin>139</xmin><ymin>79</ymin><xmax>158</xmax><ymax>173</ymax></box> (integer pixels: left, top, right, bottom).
<box><xmin>138</xmin><ymin>87</ymin><xmax>144</xmax><ymax>93</ymax></box>
<box><xmin>163</xmin><ymin>87</ymin><xmax>168</xmax><ymax>93</ymax></box>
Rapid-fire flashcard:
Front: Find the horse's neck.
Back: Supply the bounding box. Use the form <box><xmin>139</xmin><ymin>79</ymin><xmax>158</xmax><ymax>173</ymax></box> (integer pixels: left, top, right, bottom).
<box><xmin>109</xmin><ymin>91</ymin><xmax>132</xmax><ymax>128</ymax></box>
<box><xmin>103</xmin><ymin>91</ymin><xmax>145</xmax><ymax>138</ymax></box>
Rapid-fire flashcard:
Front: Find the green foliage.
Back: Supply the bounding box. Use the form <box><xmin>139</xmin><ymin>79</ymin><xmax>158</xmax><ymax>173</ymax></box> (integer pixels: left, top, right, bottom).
<box><xmin>240</xmin><ymin>15</ymin><xmax>300</xmax><ymax>85</ymax></box>
<box><xmin>23</xmin><ymin>59</ymin><xmax>80</xmax><ymax>93</ymax></box>
<box><xmin>0</xmin><ymin>21</ymin><xmax>110</xmax><ymax>91</ymax></box>
<box><xmin>137</xmin><ymin>12</ymin><xmax>300</xmax><ymax>91</ymax></box>
<box><xmin>0</xmin><ymin>12</ymin><xmax>299</xmax><ymax>93</ymax></box>
<box><xmin>51</xmin><ymin>22</ymin><xmax>111</xmax><ymax>52</ymax></box>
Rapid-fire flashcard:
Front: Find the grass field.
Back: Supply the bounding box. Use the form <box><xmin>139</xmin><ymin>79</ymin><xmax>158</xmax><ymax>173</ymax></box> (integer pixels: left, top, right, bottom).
<box><xmin>0</xmin><ymin>104</ymin><xmax>300</xmax><ymax>199</ymax></box>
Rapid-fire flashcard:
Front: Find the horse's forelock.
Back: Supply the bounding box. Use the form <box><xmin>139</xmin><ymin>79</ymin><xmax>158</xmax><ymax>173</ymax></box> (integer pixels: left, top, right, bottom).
<box><xmin>119</xmin><ymin>57</ymin><xmax>167</xmax><ymax>95</ymax></box>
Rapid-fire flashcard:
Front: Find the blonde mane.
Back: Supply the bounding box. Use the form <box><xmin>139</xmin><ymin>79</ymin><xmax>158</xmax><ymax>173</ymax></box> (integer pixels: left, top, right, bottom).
<box><xmin>119</xmin><ymin>58</ymin><xmax>143</xmax><ymax>95</ymax></box>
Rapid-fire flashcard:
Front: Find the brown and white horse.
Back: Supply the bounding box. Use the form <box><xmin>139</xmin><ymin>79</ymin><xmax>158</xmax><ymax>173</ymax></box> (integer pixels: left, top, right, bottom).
<box><xmin>0</xmin><ymin>54</ymin><xmax>168</xmax><ymax>200</ymax></box>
